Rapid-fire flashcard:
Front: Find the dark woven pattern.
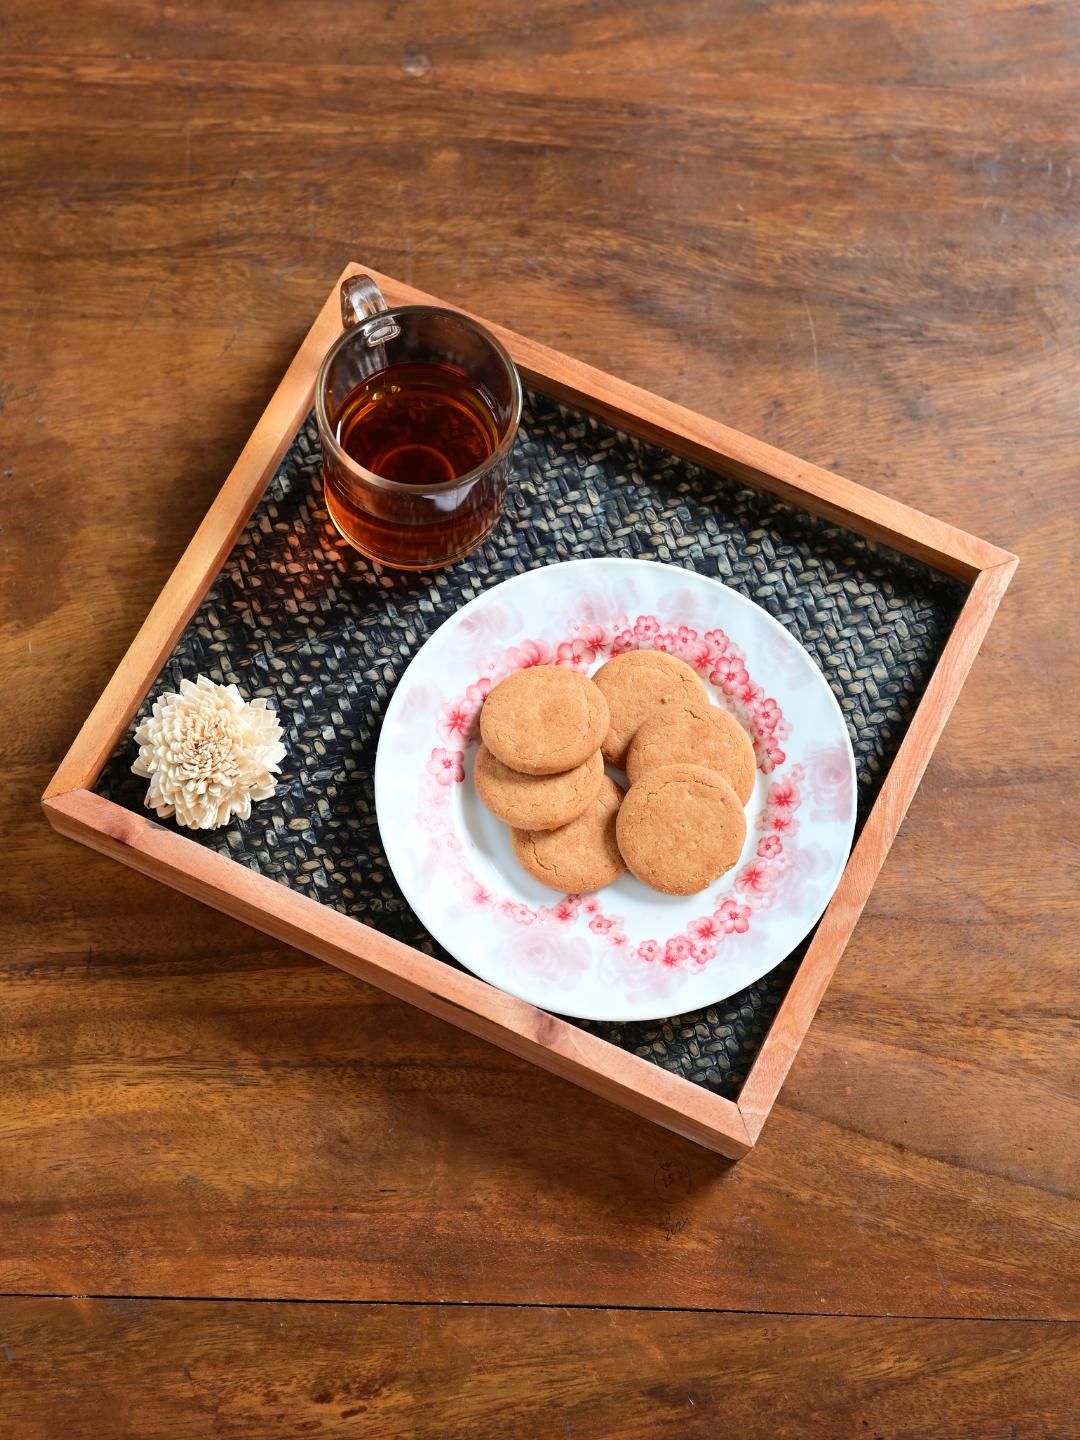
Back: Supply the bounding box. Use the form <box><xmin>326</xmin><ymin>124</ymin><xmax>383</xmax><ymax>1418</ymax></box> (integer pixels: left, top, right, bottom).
<box><xmin>95</xmin><ymin>391</ymin><xmax>966</xmax><ymax>1099</ymax></box>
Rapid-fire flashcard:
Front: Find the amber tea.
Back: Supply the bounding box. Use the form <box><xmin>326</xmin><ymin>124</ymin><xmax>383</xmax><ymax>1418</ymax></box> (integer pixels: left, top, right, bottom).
<box><xmin>335</xmin><ymin>361</ymin><xmax>499</xmax><ymax>485</ymax></box>
<box><xmin>316</xmin><ymin>276</ymin><xmax>521</xmax><ymax>570</ymax></box>
<box><xmin>321</xmin><ymin>359</ymin><xmax>512</xmax><ymax>570</ymax></box>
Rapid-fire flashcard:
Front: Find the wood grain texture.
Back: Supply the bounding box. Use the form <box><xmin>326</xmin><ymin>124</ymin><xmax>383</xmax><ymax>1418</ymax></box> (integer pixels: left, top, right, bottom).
<box><xmin>3</xmin><ymin>1299</ymin><xmax>1079</xmax><ymax>1439</ymax></box>
<box><xmin>1</xmin><ymin>0</ymin><xmax>1077</xmax><ymax>1425</ymax></box>
<box><xmin>41</xmin><ymin>789</ymin><xmax>753</xmax><ymax>1159</ymax></box>
<box><xmin>3</xmin><ymin>0</ymin><xmax>1076</xmax><ymax>91</ymax></box>
<box><xmin>5</xmin><ymin>804</ymin><xmax>1079</xmax><ymax>1315</ymax></box>
<box><xmin>41</xmin><ymin>265</ymin><xmax>360</xmax><ymax>799</ymax></box>
<box><xmin>739</xmin><ymin>557</ymin><xmax>1018</xmax><ymax>1138</ymax></box>
<box><xmin>362</xmin><ymin>268</ymin><xmax>1014</xmax><ymax>581</ymax></box>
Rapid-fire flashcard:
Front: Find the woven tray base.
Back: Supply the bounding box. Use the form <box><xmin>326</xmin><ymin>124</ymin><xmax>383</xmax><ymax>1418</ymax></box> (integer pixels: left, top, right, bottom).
<box><xmin>96</xmin><ymin>391</ymin><xmax>965</xmax><ymax>1099</ymax></box>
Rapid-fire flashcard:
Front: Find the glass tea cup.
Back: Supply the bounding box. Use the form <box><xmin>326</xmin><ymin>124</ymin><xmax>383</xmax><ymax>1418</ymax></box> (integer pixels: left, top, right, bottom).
<box><xmin>314</xmin><ymin>275</ymin><xmax>522</xmax><ymax>570</ymax></box>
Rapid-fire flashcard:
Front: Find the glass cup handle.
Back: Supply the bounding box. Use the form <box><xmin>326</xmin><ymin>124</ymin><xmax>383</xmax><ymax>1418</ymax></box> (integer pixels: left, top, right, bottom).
<box><xmin>340</xmin><ymin>274</ymin><xmax>401</xmax><ymax>346</ymax></box>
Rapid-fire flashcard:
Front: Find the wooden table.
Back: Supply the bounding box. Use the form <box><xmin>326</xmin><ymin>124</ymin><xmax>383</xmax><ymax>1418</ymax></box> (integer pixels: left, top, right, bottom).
<box><xmin>3</xmin><ymin>3</ymin><xmax>1077</xmax><ymax>1433</ymax></box>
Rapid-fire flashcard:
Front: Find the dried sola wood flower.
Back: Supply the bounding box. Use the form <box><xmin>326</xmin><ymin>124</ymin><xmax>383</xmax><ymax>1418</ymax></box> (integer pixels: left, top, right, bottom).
<box><xmin>132</xmin><ymin>674</ymin><xmax>286</xmax><ymax>830</ymax></box>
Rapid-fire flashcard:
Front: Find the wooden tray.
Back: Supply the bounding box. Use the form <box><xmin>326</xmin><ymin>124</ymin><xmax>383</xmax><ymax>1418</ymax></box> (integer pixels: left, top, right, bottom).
<box><xmin>43</xmin><ymin>263</ymin><xmax>1017</xmax><ymax>1159</ymax></box>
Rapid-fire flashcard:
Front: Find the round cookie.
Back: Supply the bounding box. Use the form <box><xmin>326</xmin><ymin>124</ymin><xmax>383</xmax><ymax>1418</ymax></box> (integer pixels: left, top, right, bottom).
<box><xmin>590</xmin><ymin>651</ymin><xmax>708</xmax><ymax>768</ymax></box>
<box><xmin>473</xmin><ymin>743</ymin><xmax>604</xmax><ymax>831</ymax></box>
<box><xmin>479</xmin><ymin>666</ymin><xmax>609</xmax><ymax>776</ymax></box>
<box><xmin>511</xmin><ymin>776</ymin><xmax>626</xmax><ymax>894</ymax></box>
<box><xmin>616</xmin><ymin>763</ymin><xmax>747</xmax><ymax>896</ymax></box>
<box><xmin>626</xmin><ymin>697</ymin><xmax>757</xmax><ymax>804</ymax></box>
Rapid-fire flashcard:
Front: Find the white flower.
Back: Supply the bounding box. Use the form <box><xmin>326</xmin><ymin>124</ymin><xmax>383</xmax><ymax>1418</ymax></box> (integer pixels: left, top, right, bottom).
<box><xmin>131</xmin><ymin>675</ymin><xmax>286</xmax><ymax>830</ymax></box>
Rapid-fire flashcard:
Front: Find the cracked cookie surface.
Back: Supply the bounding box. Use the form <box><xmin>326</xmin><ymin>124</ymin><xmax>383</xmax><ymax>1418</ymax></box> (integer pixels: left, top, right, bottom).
<box><xmin>626</xmin><ymin>695</ymin><xmax>756</xmax><ymax>804</ymax></box>
<box><xmin>591</xmin><ymin>651</ymin><xmax>708</xmax><ymax>768</ymax></box>
<box><xmin>511</xmin><ymin>776</ymin><xmax>626</xmax><ymax>893</ymax></box>
<box><xmin>616</xmin><ymin>763</ymin><xmax>746</xmax><ymax>896</ymax></box>
<box><xmin>480</xmin><ymin>665</ymin><xmax>609</xmax><ymax>775</ymax></box>
<box><xmin>474</xmin><ymin>743</ymin><xmax>604</xmax><ymax>830</ymax></box>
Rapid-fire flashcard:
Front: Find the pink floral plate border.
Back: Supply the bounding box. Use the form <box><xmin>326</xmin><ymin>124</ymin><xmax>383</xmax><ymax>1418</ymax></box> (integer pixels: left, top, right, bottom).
<box><xmin>374</xmin><ymin>558</ymin><xmax>857</xmax><ymax>1021</ymax></box>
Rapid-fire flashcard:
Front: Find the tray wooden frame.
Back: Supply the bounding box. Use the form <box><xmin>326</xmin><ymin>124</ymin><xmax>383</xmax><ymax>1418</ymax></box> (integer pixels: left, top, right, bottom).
<box><xmin>43</xmin><ymin>264</ymin><xmax>1017</xmax><ymax>1159</ymax></box>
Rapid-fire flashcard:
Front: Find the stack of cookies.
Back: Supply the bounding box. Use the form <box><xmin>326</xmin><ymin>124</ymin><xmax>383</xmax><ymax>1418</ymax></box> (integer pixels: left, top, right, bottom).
<box><xmin>595</xmin><ymin>652</ymin><xmax>754</xmax><ymax>896</ymax></box>
<box><xmin>475</xmin><ymin>654</ymin><xmax>755</xmax><ymax>898</ymax></box>
<box><xmin>475</xmin><ymin>666</ymin><xmax>624</xmax><ymax>895</ymax></box>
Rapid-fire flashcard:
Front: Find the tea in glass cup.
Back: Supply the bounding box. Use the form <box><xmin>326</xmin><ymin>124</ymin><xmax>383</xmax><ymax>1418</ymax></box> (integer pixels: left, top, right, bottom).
<box><xmin>315</xmin><ymin>276</ymin><xmax>522</xmax><ymax>570</ymax></box>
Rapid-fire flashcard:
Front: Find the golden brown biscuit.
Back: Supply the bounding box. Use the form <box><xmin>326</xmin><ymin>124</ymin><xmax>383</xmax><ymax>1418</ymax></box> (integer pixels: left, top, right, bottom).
<box><xmin>590</xmin><ymin>651</ymin><xmax>708</xmax><ymax>768</ymax></box>
<box><xmin>625</xmin><ymin>696</ymin><xmax>757</xmax><ymax>804</ymax></box>
<box><xmin>473</xmin><ymin>743</ymin><xmax>604</xmax><ymax>831</ymax></box>
<box><xmin>479</xmin><ymin>666</ymin><xmax>609</xmax><ymax>775</ymax></box>
<box><xmin>511</xmin><ymin>776</ymin><xmax>626</xmax><ymax>893</ymax></box>
<box><xmin>616</xmin><ymin>763</ymin><xmax>746</xmax><ymax>896</ymax></box>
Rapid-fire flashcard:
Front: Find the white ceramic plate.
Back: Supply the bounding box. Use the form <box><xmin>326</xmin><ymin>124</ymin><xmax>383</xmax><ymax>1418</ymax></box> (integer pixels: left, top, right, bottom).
<box><xmin>375</xmin><ymin>558</ymin><xmax>856</xmax><ymax>1021</ymax></box>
